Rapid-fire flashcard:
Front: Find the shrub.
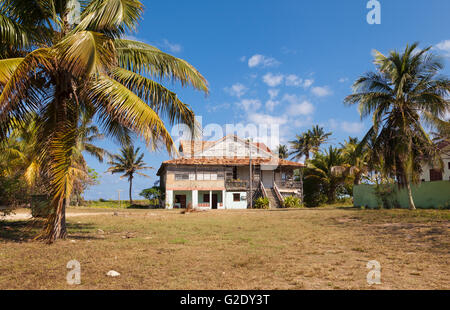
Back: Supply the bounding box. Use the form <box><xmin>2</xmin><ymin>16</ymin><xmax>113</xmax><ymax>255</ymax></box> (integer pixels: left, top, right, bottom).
<box><xmin>254</xmin><ymin>197</ymin><xmax>269</xmax><ymax>209</ymax></box>
<box><xmin>283</xmin><ymin>196</ymin><xmax>302</xmax><ymax>208</ymax></box>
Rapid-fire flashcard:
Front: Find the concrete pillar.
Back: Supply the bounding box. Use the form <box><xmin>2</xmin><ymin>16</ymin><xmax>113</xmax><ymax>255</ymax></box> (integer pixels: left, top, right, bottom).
<box><xmin>192</xmin><ymin>190</ymin><xmax>198</xmax><ymax>208</ymax></box>
<box><xmin>209</xmin><ymin>190</ymin><xmax>212</xmax><ymax>209</ymax></box>
<box><xmin>166</xmin><ymin>190</ymin><xmax>173</xmax><ymax>209</ymax></box>
<box><xmin>222</xmin><ymin>190</ymin><xmax>226</xmax><ymax>209</ymax></box>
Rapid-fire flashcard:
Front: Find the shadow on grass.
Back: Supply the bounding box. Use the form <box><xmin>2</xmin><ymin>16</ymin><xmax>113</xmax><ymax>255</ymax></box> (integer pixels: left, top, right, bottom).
<box><xmin>0</xmin><ymin>220</ymin><xmax>98</xmax><ymax>242</ymax></box>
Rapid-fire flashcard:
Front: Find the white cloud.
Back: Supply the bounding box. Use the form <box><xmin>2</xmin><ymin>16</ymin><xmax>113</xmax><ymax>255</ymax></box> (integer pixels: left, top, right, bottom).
<box><xmin>161</xmin><ymin>39</ymin><xmax>182</xmax><ymax>53</ymax></box>
<box><xmin>435</xmin><ymin>40</ymin><xmax>450</xmax><ymax>57</ymax></box>
<box><xmin>265</xmin><ymin>100</ymin><xmax>280</xmax><ymax>112</ymax></box>
<box><xmin>283</xmin><ymin>94</ymin><xmax>315</xmax><ymax>116</ymax></box>
<box><xmin>285</xmin><ymin>74</ymin><xmax>314</xmax><ymax>88</ymax></box>
<box><xmin>248</xmin><ymin>54</ymin><xmax>280</xmax><ymax>68</ymax></box>
<box><xmin>311</xmin><ymin>86</ymin><xmax>333</xmax><ymax>97</ymax></box>
<box><xmin>329</xmin><ymin>119</ymin><xmax>364</xmax><ymax>134</ymax></box>
<box><xmin>339</xmin><ymin>77</ymin><xmax>349</xmax><ymax>83</ymax></box>
<box><xmin>237</xmin><ymin>99</ymin><xmax>262</xmax><ymax>112</ymax></box>
<box><xmin>263</xmin><ymin>73</ymin><xmax>284</xmax><ymax>87</ymax></box>
<box><xmin>240</xmin><ymin>56</ymin><xmax>247</xmax><ymax>62</ymax></box>
<box><xmin>341</xmin><ymin>121</ymin><xmax>364</xmax><ymax>134</ymax></box>
<box><xmin>303</xmin><ymin>79</ymin><xmax>314</xmax><ymax>88</ymax></box>
<box><xmin>224</xmin><ymin>83</ymin><xmax>248</xmax><ymax>98</ymax></box>
<box><xmin>268</xmin><ymin>89</ymin><xmax>280</xmax><ymax>99</ymax></box>
<box><xmin>248</xmin><ymin>113</ymin><xmax>288</xmax><ymax>126</ymax></box>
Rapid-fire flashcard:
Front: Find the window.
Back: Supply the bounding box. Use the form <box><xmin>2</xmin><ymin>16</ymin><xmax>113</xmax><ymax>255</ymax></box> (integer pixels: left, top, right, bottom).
<box><xmin>448</xmin><ymin>162</ymin><xmax>450</xmax><ymax>170</ymax></box>
<box><xmin>233</xmin><ymin>193</ymin><xmax>240</xmax><ymax>202</ymax></box>
<box><xmin>189</xmin><ymin>173</ymin><xmax>195</xmax><ymax>181</ymax></box>
<box><xmin>210</xmin><ymin>173</ymin><xmax>217</xmax><ymax>180</ymax></box>
<box><xmin>175</xmin><ymin>174</ymin><xmax>189</xmax><ymax>180</ymax></box>
<box><xmin>203</xmin><ymin>194</ymin><xmax>210</xmax><ymax>203</ymax></box>
<box><xmin>217</xmin><ymin>174</ymin><xmax>224</xmax><ymax>180</ymax></box>
<box><xmin>281</xmin><ymin>173</ymin><xmax>286</xmax><ymax>181</ymax></box>
<box><xmin>233</xmin><ymin>167</ymin><xmax>238</xmax><ymax>180</ymax></box>
<box><xmin>197</xmin><ymin>173</ymin><xmax>204</xmax><ymax>181</ymax></box>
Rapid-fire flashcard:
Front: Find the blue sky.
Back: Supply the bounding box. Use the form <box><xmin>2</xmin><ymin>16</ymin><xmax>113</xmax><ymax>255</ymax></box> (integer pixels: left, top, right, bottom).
<box><xmin>84</xmin><ymin>0</ymin><xmax>450</xmax><ymax>200</ymax></box>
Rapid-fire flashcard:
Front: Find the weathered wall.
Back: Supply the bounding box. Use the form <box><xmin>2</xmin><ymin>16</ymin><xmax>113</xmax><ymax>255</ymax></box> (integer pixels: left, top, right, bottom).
<box><xmin>353</xmin><ymin>181</ymin><xmax>450</xmax><ymax>209</ymax></box>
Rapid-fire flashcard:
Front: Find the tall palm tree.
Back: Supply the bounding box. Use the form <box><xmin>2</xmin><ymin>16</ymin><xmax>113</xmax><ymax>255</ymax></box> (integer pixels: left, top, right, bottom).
<box><xmin>345</xmin><ymin>43</ymin><xmax>449</xmax><ymax>209</ymax></box>
<box><xmin>305</xmin><ymin>146</ymin><xmax>347</xmax><ymax>203</ymax></box>
<box><xmin>277</xmin><ymin>144</ymin><xmax>289</xmax><ymax>159</ymax></box>
<box><xmin>0</xmin><ymin>0</ymin><xmax>208</xmax><ymax>241</ymax></box>
<box><xmin>309</xmin><ymin>125</ymin><xmax>332</xmax><ymax>153</ymax></box>
<box><xmin>289</xmin><ymin>125</ymin><xmax>331</xmax><ymax>161</ymax></box>
<box><xmin>289</xmin><ymin>133</ymin><xmax>311</xmax><ymax>161</ymax></box>
<box><xmin>107</xmin><ymin>144</ymin><xmax>151</xmax><ymax>204</ymax></box>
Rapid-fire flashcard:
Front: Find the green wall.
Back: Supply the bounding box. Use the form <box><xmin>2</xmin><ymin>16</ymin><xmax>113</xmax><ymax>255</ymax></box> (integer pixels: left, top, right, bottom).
<box><xmin>354</xmin><ymin>181</ymin><xmax>450</xmax><ymax>209</ymax></box>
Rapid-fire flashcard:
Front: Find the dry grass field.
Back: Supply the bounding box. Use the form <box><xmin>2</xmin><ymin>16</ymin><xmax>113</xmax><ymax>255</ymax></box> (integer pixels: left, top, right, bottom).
<box><xmin>0</xmin><ymin>207</ymin><xmax>449</xmax><ymax>290</ymax></box>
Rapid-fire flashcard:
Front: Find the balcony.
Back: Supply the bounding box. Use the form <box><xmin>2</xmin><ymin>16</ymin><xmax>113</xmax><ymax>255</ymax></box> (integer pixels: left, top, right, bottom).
<box><xmin>225</xmin><ymin>179</ymin><xmax>249</xmax><ymax>190</ymax></box>
<box><xmin>275</xmin><ymin>180</ymin><xmax>302</xmax><ymax>190</ymax></box>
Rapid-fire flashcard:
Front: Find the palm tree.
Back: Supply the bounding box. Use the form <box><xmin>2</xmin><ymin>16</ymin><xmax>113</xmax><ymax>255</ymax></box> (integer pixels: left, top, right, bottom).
<box><xmin>289</xmin><ymin>133</ymin><xmax>311</xmax><ymax>161</ymax></box>
<box><xmin>289</xmin><ymin>125</ymin><xmax>331</xmax><ymax>161</ymax></box>
<box><xmin>345</xmin><ymin>43</ymin><xmax>450</xmax><ymax>210</ymax></box>
<box><xmin>305</xmin><ymin>146</ymin><xmax>347</xmax><ymax>204</ymax></box>
<box><xmin>0</xmin><ymin>0</ymin><xmax>208</xmax><ymax>241</ymax></box>
<box><xmin>309</xmin><ymin>125</ymin><xmax>332</xmax><ymax>153</ymax></box>
<box><xmin>107</xmin><ymin>144</ymin><xmax>151</xmax><ymax>204</ymax></box>
<box><xmin>331</xmin><ymin>137</ymin><xmax>370</xmax><ymax>185</ymax></box>
<box><xmin>277</xmin><ymin>144</ymin><xmax>289</xmax><ymax>159</ymax></box>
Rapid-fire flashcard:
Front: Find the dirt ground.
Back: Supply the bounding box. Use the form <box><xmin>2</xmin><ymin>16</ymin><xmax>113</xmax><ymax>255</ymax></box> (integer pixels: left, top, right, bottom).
<box><xmin>0</xmin><ymin>207</ymin><xmax>448</xmax><ymax>290</ymax></box>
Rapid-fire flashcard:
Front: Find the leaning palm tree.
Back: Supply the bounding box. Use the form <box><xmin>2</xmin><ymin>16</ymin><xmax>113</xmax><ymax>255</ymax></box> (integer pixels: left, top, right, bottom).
<box><xmin>277</xmin><ymin>144</ymin><xmax>289</xmax><ymax>159</ymax></box>
<box><xmin>0</xmin><ymin>0</ymin><xmax>208</xmax><ymax>242</ymax></box>
<box><xmin>345</xmin><ymin>43</ymin><xmax>450</xmax><ymax>209</ymax></box>
<box><xmin>289</xmin><ymin>133</ymin><xmax>311</xmax><ymax>161</ymax></box>
<box><xmin>107</xmin><ymin>144</ymin><xmax>151</xmax><ymax>204</ymax></box>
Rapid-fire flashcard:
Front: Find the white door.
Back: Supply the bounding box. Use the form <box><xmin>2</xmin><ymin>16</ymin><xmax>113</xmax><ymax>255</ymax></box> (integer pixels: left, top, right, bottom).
<box><xmin>262</xmin><ymin>170</ymin><xmax>274</xmax><ymax>189</ymax></box>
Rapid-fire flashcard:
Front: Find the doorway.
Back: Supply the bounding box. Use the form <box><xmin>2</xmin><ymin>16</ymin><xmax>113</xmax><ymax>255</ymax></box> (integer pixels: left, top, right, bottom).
<box><xmin>212</xmin><ymin>194</ymin><xmax>218</xmax><ymax>209</ymax></box>
<box><xmin>262</xmin><ymin>170</ymin><xmax>274</xmax><ymax>189</ymax></box>
<box><xmin>175</xmin><ymin>195</ymin><xmax>187</xmax><ymax>209</ymax></box>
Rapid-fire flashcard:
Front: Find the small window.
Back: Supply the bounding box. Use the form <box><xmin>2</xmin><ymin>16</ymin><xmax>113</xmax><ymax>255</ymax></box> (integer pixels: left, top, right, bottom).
<box><xmin>204</xmin><ymin>173</ymin><xmax>211</xmax><ymax>180</ymax></box>
<box><xmin>203</xmin><ymin>194</ymin><xmax>210</xmax><ymax>203</ymax></box>
<box><xmin>189</xmin><ymin>173</ymin><xmax>195</xmax><ymax>180</ymax></box>
<box><xmin>211</xmin><ymin>173</ymin><xmax>217</xmax><ymax>180</ymax></box>
<box><xmin>233</xmin><ymin>193</ymin><xmax>240</xmax><ymax>202</ymax></box>
<box><xmin>217</xmin><ymin>174</ymin><xmax>224</xmax><ymax>180</ymax></box>
<box><xmin>197</xmin><ymin>173</ymin><xmax>204</xmax><ymax>181</ymax></box>
<box><xmin>448</xmin><ymin>162</ymin><xmax>450</xmax><ymax>170</ymax></box>
<box><xmin>281</xmin><ymin>173</ymin><xmax>286</xmax><ymax>181</ymax></box>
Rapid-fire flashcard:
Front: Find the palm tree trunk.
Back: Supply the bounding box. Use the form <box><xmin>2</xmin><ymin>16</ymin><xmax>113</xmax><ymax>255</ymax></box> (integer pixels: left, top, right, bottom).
<box><xmin>129</xmin><ymin>177</ymin><xmax>133</xmax><ymax>204</ymax></box>
<box><xmin>406</xmin><ymin>180</ymin><xmax>416</xmax><ymax>210</ymax></box>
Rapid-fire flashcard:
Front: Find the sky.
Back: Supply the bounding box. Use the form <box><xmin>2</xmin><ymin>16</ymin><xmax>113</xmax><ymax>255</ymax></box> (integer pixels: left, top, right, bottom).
<box><xmin>84</xmin><ymin>0</ymin><xmax>450</xmax><ymax>200</ymax></box>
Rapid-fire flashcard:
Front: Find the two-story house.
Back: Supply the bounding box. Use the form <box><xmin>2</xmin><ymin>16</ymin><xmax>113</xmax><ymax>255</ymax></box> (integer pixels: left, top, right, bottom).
<box><xmin>420</xmin><ymin>141</ymin><xmax>450</xmax><ymax>182</ymax></box>
<box><xmin>157</xmin><ymin>135</ymin><xmax>304</xmax><ymax>210</ymax></box>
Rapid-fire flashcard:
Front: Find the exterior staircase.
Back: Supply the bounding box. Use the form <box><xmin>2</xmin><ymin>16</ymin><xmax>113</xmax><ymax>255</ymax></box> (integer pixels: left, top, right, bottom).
<box><xmin>266</xmin><ymin>188</ymin><xmax>282</xmax><ymax>209</ymax></box>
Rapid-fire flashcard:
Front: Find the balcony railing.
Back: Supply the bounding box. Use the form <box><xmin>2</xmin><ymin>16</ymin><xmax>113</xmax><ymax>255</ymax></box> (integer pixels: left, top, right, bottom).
<box><xmin>275</xmin><ymin>180</ymin><xmax>302</xmax><ymax>190</ymax></box>
<box><xmin>225</xmin><ymin>179</ymin><xmax>249</xmax><ymax>190</ymax></box>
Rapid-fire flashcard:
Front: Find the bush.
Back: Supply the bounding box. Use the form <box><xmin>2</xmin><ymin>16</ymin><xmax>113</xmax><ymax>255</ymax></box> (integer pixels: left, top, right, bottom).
<box><xmin>303</xmin><ymin>176</ymin><xmax>327</xmax><ymax>208</ymax></box>
<box><xmin>283</xmin><ymin>196</ymin><xmax>302</xmax><ymax>208</ymax></box>
<box><xmin>254</xmin><ymin>197</ymin><xmax>270</xmax><ymax>209</ymax></box>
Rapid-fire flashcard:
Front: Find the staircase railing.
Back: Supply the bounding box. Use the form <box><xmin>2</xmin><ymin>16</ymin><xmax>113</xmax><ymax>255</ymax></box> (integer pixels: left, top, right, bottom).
<box><xmin>273</xmin><ymin>182</ymin><xmax>284</xmax><ymax>208</ymax></box>
<box><xmin>260</xmin><ymin>180</ymin><xmax>268</xmax><ymax>199</ymax></box>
